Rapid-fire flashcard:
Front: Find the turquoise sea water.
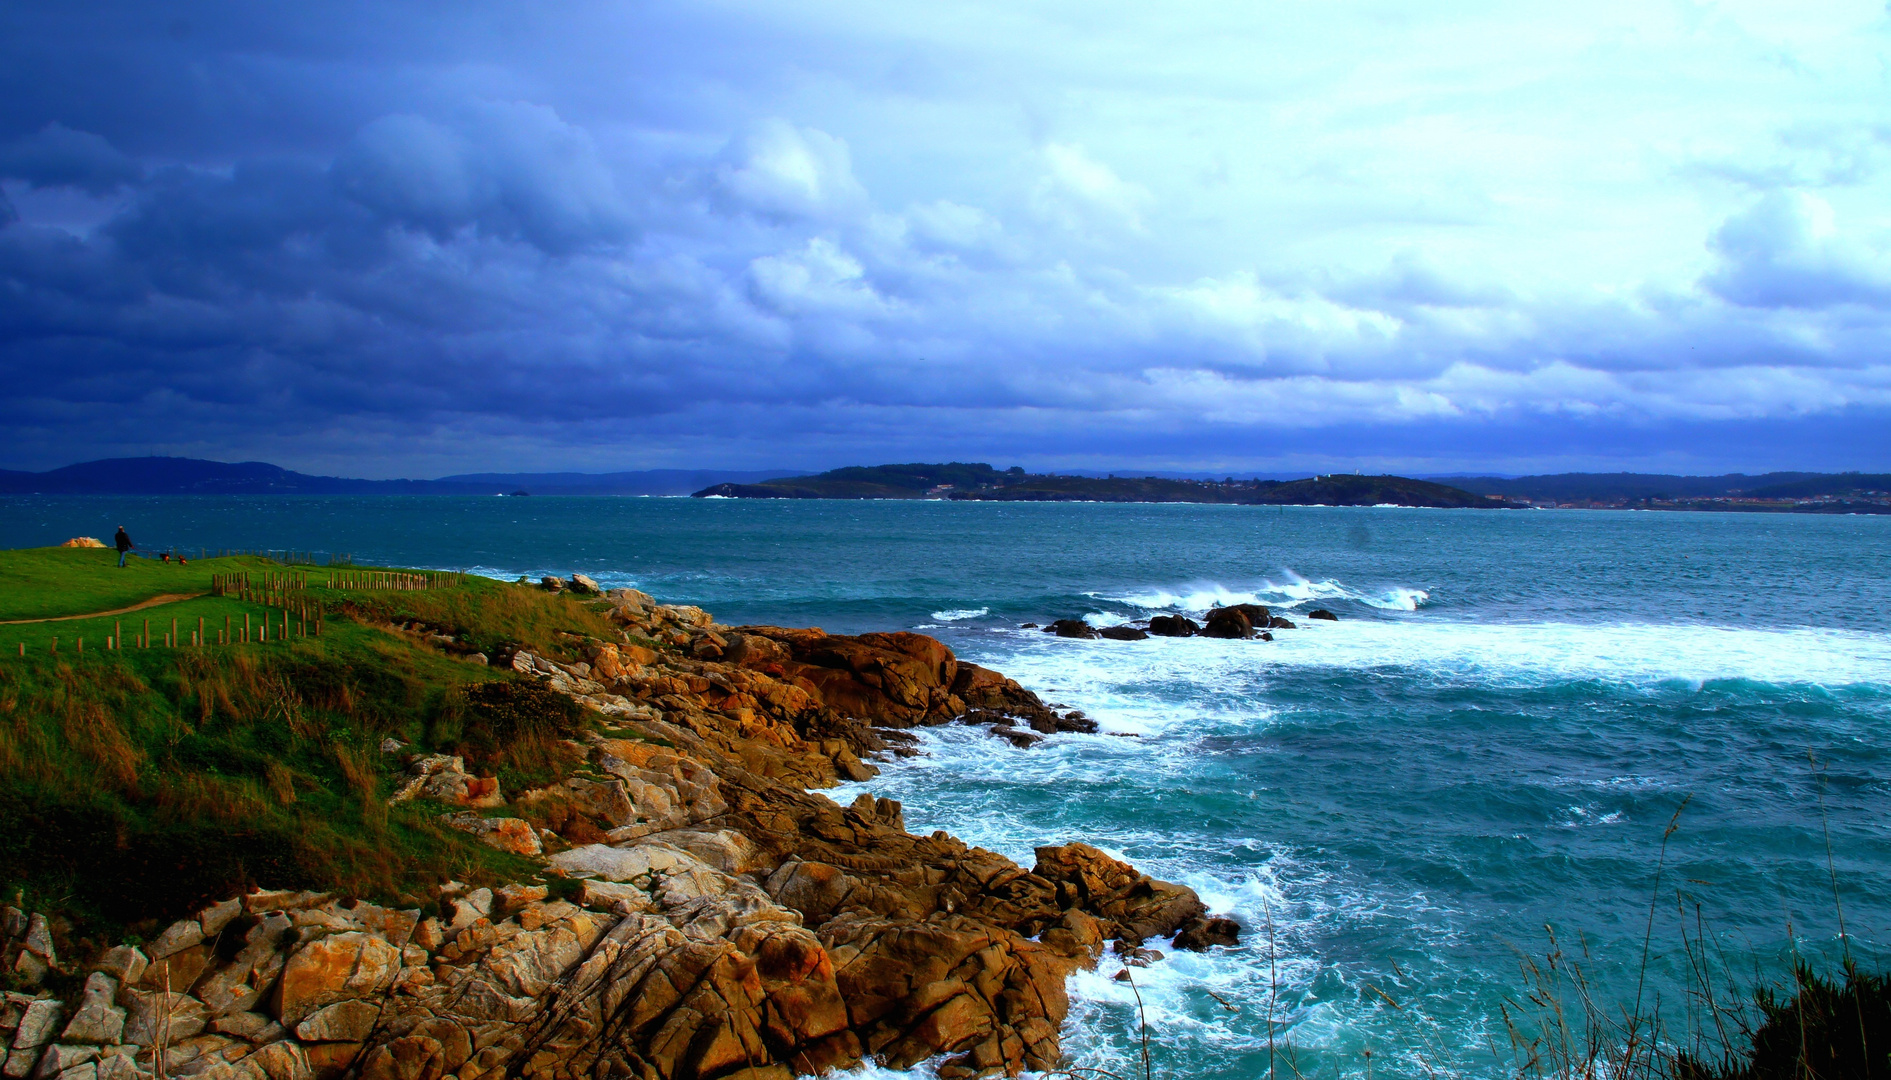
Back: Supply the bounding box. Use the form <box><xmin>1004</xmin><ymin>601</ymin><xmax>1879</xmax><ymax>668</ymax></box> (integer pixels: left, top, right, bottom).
<box><xmin>6</xmin><ymin>497</ymin><xmax>1889</xmax><ymax>1079</ymax></box>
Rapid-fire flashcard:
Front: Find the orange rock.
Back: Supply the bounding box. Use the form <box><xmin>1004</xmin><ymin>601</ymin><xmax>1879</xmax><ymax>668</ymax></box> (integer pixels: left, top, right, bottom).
<box><xmin>304</xmin><ymin>1040</ymin><xmax>365</xmax><ymax>1079</ymax></box>
<box><xmin>275</xmin><ymin>931</ymin><xmax>403</xmax><ymax>1024</ymax></box>
<box><xmin>357</xmin><ymin>1036</ymin><xmax>445</xmax><ymax>1080</ymax></box>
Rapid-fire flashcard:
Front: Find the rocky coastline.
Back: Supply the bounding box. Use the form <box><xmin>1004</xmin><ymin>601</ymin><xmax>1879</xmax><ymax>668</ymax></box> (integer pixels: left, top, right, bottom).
<box><xmin>0</xmin><ymin>583</ymin><xmax>1238</xmax><ymax>1080</ymax></box>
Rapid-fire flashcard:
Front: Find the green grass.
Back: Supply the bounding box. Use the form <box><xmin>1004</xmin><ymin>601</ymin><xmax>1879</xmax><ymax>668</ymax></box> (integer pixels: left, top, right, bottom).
<box><xmin>0</xmin><ymin>547</ymin><xmax>622</xmax><ymax>952</ymax></box>
<box><xmin>0</xmin><ymin>547</ymin><xmax>279</xmax><ymax>621</ymax></box>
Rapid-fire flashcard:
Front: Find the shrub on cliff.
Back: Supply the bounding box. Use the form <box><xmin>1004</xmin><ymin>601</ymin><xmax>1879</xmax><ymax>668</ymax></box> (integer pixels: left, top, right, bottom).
<box><xmin>1673</xmin><ymin>962</ymin><xmax>1891</xmax><ymax>1080</ymax></box>
<box><xmin>466</xmin><ymin>677</ymin><xmax>582</xmax><ymax>742</ymax></box>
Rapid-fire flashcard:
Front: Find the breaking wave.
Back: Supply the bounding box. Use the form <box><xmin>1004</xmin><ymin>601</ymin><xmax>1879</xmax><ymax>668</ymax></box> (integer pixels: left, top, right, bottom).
<box><xmin>1101</xmin><ymin>570</ymin><xmax>1429</xmax><ymax>613</ymax></box>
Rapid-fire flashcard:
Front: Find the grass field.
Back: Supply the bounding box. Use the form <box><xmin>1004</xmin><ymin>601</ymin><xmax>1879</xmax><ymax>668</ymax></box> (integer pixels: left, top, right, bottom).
<box><xmin>0</xmin><ymin>546</ymin><xmax>263</xmax><ymax>621</ymax></box>
<box><xmin>0</xmin><ymin>545</ymin><xmax>633</xmax><ymax>954</ymax></box>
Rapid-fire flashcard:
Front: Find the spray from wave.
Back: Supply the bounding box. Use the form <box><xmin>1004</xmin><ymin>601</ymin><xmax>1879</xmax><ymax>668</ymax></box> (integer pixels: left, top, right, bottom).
<box><xmin>1100</xmin><ymin>570</ymin><xmax>1429</xmax><ymax>613</ymax></box>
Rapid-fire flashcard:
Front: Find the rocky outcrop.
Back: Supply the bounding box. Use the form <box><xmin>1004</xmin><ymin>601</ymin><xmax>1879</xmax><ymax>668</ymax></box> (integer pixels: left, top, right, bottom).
<box><xmin>1202</xmin><ymin>604</ymin><xmax>1272</xmax><ymax>640</ymax></box>
<box><xmin>1200</xmin><ymin>610</ymin><xmax>1251</xmax><ymax>639</ymax></box>
<box><xmin>1171</xmin><ymin>916</ymin><xmax>1242</xmax><ymax>951</ymax></box>
<box><xmin>1146</xmin><ymin>615</ymin><xmax>1197</xmax><ymax>637</ymax></box>
<box><xmin>60</xmin><ymin>538</ymin><xmax>107</xmax><ymax>549</ymax></box>
<box><xmin>25</xmin><ymin>588</ymin><xmax>1237</xmax><ymax>1080</ymax></box>
<box><xmin>7</xmin><ymin>825</ymin><xmax>1220</xmax><ymax>1080</ymax></box>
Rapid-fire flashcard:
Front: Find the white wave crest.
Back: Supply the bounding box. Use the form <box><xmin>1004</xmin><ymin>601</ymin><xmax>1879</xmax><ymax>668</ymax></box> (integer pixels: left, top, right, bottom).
<box><xmin>930</xmin><ymin>607</ymin><xmax>989</xmax><ymax>621</ymax></box>
<box><xmin>968</xmin><ymin>622</ymin><xmax>1891</xmax><ymax>738</ymax></box>
<box><xmin>1103</xmin><ymin>569</ymin><xmax>1429</xmax><ymax>614</ymax></box>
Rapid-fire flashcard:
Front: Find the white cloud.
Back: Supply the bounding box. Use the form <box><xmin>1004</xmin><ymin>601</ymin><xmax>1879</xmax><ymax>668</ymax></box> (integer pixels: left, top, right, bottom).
<box><xmin>1032</xmin><ymin>143</ymin><xmax>1151</xmax><ymax>233</ymax></box>
<box><xmin>711</xmin><ymin>120</ymin><xmax>868</xmax><ymax>222</ymax></box>
<box><xmin>746</xmin><ymin>237</ymin><xmax>892</xmax><ymax>318</ymax></box>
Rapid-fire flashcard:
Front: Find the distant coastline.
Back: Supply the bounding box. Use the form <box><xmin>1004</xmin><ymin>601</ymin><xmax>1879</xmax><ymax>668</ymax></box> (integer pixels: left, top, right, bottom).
<box><xmin>691</xmin><ymin>463</ymin><xmax>1891</xmax><ymax>513</ymax></box>
<box><xmin>694</xmin><ymin>465</ymin><xmax>1519</xmax><ymax>509</ymax></box>
<box><xmin>2</xmin><ymin>456</ymin><xmax>1887</xmax><ymax>513</ymax></box>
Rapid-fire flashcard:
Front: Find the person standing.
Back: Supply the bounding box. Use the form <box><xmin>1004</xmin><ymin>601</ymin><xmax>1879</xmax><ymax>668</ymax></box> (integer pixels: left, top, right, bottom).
<box><xmin>114</xmin><ymin>526</ymin><xmax>133</xmax><ymax>568</ymax></box>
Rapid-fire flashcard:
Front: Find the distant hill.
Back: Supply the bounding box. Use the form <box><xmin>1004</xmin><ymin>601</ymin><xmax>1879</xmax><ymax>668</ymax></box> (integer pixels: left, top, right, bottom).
<box><xmin>1447</xmin><ymin>471</ymin><xmax>1891</xmax><ymax>506</ymax></box>
<box><xmin>0</xmin><ymin>457</ymin><xmax>481</xmax><ymax>495</ymax></box>
<box><xmin>1741</xmin><ymin>473</ymin><xmax>1891</xmax><ymax>499</ymax></box>
<box><xmin>0</xmin><ymin>457</ymin><xmax>805</xmax><ymax>496</ymax></box>
<box><xmin>696</xmin><ymin>464</ymin><xmax>1514</xmax><ymax>508</ymax></box>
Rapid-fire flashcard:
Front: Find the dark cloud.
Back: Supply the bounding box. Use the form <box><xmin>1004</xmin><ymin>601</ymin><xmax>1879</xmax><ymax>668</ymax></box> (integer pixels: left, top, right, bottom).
<box><xmin>0</xmin><ymin>1</ymin><xmax>1889</xmax><ymax>475</ymax></box>
<box><xmin>0</xmin><ymin>124</ymin><xmax>143</xmax><ymax>195</ymax></box>
<box><xmin>1704</xmin><ymin>191</ymin><xmax>1891</xmax><ymax>310</ymax></box>
<box><xmin>333</xmin><ymin>106</ymin><xmax>633</xmax><ymax>254</ymax></box>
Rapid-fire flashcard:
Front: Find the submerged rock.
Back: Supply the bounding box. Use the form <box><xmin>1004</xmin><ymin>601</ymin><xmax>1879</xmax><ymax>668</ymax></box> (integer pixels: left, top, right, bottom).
<box><xmin>1045</xmin><ymin>619</ymin><xmax>1096</xmax><ymax>639</ymax></box>
<box><xmin>1172</xmin><ymin>915</ymin><xmax>1242</xmax><ymax>951</ymax></box>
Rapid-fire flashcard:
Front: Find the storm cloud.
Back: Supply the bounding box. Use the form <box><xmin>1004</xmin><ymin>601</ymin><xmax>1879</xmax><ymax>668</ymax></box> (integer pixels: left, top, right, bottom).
<box><xmin>2</xmin><ymin>0</ymin><xmax>1889</xmax><ymax>475</ymax></box>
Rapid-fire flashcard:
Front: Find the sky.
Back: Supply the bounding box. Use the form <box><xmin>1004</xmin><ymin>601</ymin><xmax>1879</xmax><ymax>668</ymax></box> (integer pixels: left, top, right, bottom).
<box><xmin>1</xmin><ymin>0</ymin><xmax>1889</xmax><ymax>478</ymax></box>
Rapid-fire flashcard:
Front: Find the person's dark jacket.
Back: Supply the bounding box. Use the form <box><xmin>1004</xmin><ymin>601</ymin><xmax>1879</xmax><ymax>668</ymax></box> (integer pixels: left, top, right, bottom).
<box><xmin>114</xmin><ymin>529</ymin><xmax>132</xmax><ymax>553</ymax></box>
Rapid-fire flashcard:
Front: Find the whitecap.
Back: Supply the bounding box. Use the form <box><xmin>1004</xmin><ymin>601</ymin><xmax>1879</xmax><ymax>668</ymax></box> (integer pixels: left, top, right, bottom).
<box><xmin>930</xmin><ymin>607</ymin><xmax>989</xmax><ymax>621</ymax></box>
<box><xmin>1103</xmin><ymin>569</ymin><xmax>1429</xmax><ymax>614</ymax></box>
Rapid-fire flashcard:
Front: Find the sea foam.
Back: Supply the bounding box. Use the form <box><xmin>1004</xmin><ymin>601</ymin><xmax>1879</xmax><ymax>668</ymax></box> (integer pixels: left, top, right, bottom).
<box><xmin>1102</xmin><ymin>570</ymin><xmax>1430</xmax><ymax>613</ymax></box>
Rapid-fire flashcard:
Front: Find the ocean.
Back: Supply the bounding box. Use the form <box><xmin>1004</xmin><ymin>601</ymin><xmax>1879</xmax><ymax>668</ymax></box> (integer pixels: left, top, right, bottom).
<box><xmin>7</xmin><ymin>496</ymin><xmax>1889</xmax><ymax>1079</ymax></box>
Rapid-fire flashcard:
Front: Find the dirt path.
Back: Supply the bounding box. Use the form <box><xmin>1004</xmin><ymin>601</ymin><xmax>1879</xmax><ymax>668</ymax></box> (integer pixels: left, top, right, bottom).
<box><xmin>0</xmin><ymin>593</ymin><xmax>209</xmax><ymax>625</ymax></box>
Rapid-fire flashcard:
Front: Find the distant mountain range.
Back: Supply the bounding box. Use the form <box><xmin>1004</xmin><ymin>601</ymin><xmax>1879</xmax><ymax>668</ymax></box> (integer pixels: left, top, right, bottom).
<box><xmin>694</xmin><ymin>463</ymin><xmax>1517</xmax><ymax>508</ymax></box>
<box><xmin>0</xmin><ymin>457</ymin><xmax>801</xmax><ymax>496</ymax></box>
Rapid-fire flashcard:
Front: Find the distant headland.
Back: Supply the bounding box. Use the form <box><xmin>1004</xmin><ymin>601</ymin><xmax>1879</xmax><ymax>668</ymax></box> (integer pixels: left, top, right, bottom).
<box><xmin>693</xmin><ymin>463</ymin><xmax>1516</xmax><ymax>508</ymax></box>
